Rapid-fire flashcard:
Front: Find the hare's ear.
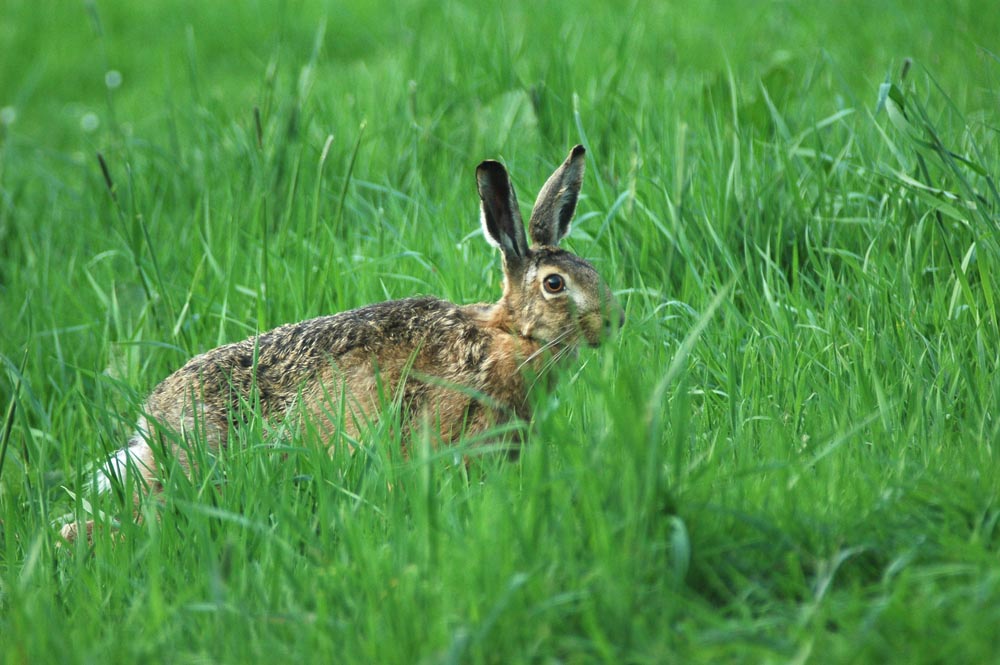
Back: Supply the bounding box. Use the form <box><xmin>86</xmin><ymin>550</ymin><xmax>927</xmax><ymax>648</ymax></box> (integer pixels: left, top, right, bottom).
<box><xmin>528</xmin><ymin>144</ymin><xmax>586</xmax><ymax>247</ymax></box>
<box><xmin>477</xmin><ymin>159</ymin><xmax>529</xmax><ymax>264</ymax></box>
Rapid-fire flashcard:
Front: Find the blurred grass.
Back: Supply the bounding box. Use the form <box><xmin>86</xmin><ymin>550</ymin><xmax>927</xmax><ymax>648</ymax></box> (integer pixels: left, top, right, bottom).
<box><xmin>2</xmin><ymin>0</ymin><xmax>1000</xmax><ymax>663</ymax></box>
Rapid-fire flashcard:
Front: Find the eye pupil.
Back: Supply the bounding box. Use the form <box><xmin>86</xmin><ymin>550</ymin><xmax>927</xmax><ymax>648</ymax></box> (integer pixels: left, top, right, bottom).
<box><xmin>543</xmin><ymin>274</ymin><xmax>564</xmax><ymax>293</ymax></box>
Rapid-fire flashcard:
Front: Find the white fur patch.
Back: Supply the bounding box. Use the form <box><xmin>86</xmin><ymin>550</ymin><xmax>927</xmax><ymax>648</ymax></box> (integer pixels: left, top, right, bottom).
<box><xmin>94</xmin><ymin>417</ymin><xmax>155</xmax><ymax>494</ymax></box>
<box><xmin>569</xmin><ymin>280</ymin><xmax>588</xmax><ymax>310</ymax></box>
<box><xmin>480</xmin><ymin>208</ymin><xmax>502</xmax><ymax>250</ymax></box>
<box><xmin>96</xmin><ymin>446</ymin><xmax>134</xmax><ymax>494</ymax></box>
<box><xmin>525</xmin><ymin>264</ymin><xmax>538</xmax><ymax>286</ymax></box>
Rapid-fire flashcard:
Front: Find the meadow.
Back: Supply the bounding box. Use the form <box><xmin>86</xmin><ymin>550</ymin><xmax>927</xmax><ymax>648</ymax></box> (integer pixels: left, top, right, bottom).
<box><xmin>2</xmin><ymin>0</ymin><xmax>999</xmax><ymax>662</ymax></box>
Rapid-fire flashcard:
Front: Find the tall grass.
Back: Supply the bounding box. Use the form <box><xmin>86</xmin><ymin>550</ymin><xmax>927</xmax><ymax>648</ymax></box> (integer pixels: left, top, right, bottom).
<box><xmin>2</xmin><ymin>1</ymin><xmax>999</xmax><ymax>662</ymax></box>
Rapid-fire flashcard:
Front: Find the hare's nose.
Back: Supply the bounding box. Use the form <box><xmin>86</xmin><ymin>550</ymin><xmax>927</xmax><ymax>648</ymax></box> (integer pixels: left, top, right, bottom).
<box><xmin>604</xmin><ymin>306</ymin><xmax>625</xmax><ymax>336</ymax></box>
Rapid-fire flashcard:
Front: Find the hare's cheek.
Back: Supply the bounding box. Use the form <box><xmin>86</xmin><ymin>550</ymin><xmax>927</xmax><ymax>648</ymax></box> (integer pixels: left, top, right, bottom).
<box><xmin>530</xmin><ymin>297</ymin><xmax>551</xmax><ymax>329</ymax></box>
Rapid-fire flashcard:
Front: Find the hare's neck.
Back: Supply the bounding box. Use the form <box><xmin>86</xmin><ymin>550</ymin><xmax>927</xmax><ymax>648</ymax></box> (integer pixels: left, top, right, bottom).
<box><xmin>462</xmin><ymin>301</ymin><xmax>526</xmax><ymax>337</ymax></box>
<box><xmin>461</xmin><ymin>301</ymin><xmax>546</xmax><ymax>363</ymax></box>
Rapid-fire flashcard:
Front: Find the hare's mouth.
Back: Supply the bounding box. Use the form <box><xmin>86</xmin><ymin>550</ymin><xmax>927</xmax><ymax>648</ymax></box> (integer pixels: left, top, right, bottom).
<box><xmin>538</xmin><ymin>327</ymin><xmax>579</xmax><ymax>349</ymax></box>
<box><xmin>520</xmin><ymin>328</ymin><xmax>578</xmax><ymax>357</ymax></box>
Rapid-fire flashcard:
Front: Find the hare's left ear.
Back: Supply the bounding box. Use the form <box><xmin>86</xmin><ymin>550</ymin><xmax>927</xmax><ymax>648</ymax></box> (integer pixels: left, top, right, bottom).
<box><xmin>477</xmin><ymin>159</ymin><xmax>529</xmax><ymax>266</ymax></box>
<box><xmin>528</xmin><ymin>144</ymin><xmax>586</xmax><ymax>247</ymax></box>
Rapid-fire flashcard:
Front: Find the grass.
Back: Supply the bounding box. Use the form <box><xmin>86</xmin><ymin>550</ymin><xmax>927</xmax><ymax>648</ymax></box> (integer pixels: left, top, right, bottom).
<box><xmin>2</xmin><ymin>0</ymin><xmax>1000</xmax><ymax>662</ymax></box>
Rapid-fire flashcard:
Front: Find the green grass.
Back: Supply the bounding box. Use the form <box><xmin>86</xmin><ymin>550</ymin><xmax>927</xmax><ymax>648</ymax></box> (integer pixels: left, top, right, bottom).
<box><xmin>3</xmin><ymin>0</ymin><xmax>1000</xmax><ymax>662</ymax></box>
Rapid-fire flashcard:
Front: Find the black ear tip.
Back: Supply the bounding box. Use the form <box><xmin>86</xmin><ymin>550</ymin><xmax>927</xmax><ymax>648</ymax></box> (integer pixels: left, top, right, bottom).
<box><xmin>476</xmin><ymin>160</ymin><xmax>507</xmax><ymax>177</ymax></box>
<box><xmin>476</xmin><ymin>160</ymin><xmax>513</xmax><ymax>201</ymax></box>
<box><xmin>570</xmin><ymin>144</ymin><xmax>586</xmax><ymax>158</ymax></box>
<box><xmin>476</xmin><ymin>160</ymin><xmax>510</xmax><ymax>195</ymax></box>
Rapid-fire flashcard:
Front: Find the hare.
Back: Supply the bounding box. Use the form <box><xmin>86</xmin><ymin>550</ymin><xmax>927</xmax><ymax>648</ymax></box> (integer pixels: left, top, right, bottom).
<box><xmin>59</xmin><ymin>144</ymin><xmax>623</xmax><ymax>543</ymax></box>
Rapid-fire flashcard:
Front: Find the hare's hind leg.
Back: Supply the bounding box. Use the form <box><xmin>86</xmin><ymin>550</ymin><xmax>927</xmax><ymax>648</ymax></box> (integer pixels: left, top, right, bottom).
<box><xmin>59</xmin><ymin>417</ymin><xmax>161</xmax><ymax>544</ymax></box>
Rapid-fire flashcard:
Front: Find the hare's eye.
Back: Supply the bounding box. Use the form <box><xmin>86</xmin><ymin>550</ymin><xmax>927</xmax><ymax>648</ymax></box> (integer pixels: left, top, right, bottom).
<box><xmin>543</xmin><ymin>274</ymin><xmax>565</xmax><ymax>294</ymax></box>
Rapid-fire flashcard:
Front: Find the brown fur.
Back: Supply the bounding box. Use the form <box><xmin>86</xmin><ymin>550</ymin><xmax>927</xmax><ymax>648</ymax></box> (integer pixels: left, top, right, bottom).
<box><xmin>59</xmin><ymin>145</ymin><xmax>622</xmax><ymax>543</ymax></box>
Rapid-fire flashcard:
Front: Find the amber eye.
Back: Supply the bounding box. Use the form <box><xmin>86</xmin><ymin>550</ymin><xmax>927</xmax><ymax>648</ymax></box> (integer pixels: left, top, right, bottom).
<box><xmin>543</xmin><ymin>274</ymin><xmax>565</xmax><ymax>294</ymax></box>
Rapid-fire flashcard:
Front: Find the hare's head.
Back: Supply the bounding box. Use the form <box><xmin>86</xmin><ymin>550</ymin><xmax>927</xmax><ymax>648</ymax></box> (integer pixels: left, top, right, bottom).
<box><xmin>477</xmin><ymin>145</ymin><xmax>623</xmax><ymax>349</ymax></box>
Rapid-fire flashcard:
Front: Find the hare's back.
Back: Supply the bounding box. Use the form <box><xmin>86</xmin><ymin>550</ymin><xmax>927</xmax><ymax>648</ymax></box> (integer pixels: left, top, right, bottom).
<box><xmin>258</xmin><ymin>296</ymin><xmax>479</xmax><ymax>365</ymax></box>
<box><xmin>152</xmin><ymin>297</ymin><xmax>481</xmax><ymax>403</ymax></box>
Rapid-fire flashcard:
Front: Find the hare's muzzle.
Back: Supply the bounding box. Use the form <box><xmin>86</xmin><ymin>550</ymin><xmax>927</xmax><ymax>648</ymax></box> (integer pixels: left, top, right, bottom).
<box><xmin>582</xmin><ymin>290</ymin><xmax>623</xmax><ymax>347</ymax></box>
<box><xmin>600</xmin><ymin>299</ymin><xmax>625</xmax><ymax>344</ymax></box>
<box><xmin>607</xmin><ymin>302</ymin><xmax>625</xmax><ymax>336</ymax></box>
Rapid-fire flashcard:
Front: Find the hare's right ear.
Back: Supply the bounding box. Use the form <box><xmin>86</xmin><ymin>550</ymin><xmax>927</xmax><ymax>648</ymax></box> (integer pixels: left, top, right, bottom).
<box><xmin>528</xmin><ymin>144</ymin><xmax>586</xmax><ymax>247</ymax></box>
<box><xmin>477</xmin><ymin>160</ymin><xmax>529</xmax><ymax>265</ymax></box>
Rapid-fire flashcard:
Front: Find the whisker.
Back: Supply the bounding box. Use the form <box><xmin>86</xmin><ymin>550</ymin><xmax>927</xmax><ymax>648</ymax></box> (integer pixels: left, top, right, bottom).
<box><xmin>517</xmin><ymin>328</ymin><xmax>574</xmax><ymax>372</ymax></box>
<box><xmin>527</xmin><ymin>350</ymin><xmax>569</xmax><ymax>393</ymax></box>
<box><xmin>518</xmin><ymin>340</ymin><xmax>558</xmax><ymax>371</ymax></box>
<box><xmin>520</xmin><ymin>328</ymin><xmax>578</xmax><ymax>392</ymax></box>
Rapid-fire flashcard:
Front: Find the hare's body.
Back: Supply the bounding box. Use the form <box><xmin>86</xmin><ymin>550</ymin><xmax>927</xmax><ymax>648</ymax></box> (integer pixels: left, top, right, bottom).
<box><xmin>142</xmin><ymin>296</ymin><xmax>544</xmax><ymax>462</ymax></box>
<box><xmin>61</xmin><ymin>145</ymin><xmax>622</xmax><ymax>543</ymax></box>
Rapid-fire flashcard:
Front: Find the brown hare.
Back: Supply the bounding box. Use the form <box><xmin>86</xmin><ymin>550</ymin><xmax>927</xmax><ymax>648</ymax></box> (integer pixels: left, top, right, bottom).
<box><xmin>60</xmin><ymin>145</ymin><xmax>623</xmax><ymax>543</ymax></box>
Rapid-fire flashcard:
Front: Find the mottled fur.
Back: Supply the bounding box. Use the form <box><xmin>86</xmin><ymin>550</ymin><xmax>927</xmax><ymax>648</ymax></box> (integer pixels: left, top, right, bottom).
<box><xmin>60</xmin><ymin>145</ymin><xmax>622</xmax><ymax>543</ymax></box>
